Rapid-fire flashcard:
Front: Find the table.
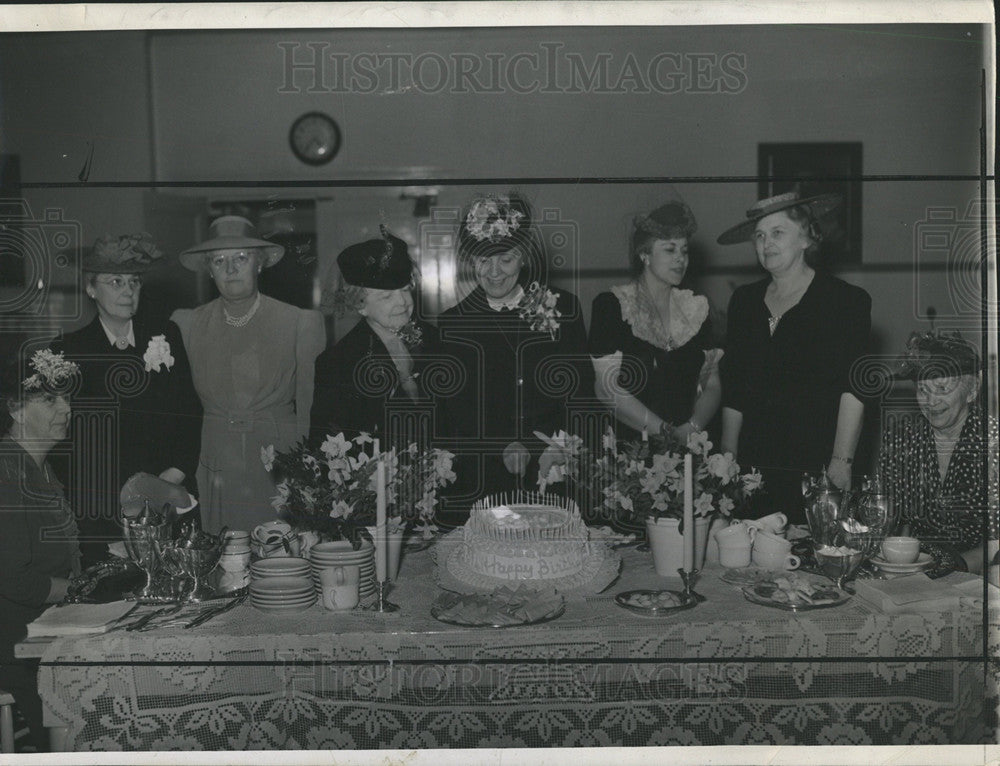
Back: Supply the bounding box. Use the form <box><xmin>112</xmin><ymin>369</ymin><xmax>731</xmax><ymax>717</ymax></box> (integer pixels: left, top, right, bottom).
<box><xmin>28</xmin><ymin>548</ymin><xmax>999</xmax><ymax>750</ymax></box>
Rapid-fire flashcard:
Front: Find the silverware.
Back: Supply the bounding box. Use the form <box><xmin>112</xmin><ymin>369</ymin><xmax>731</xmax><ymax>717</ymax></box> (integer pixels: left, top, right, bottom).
<box><xmin>184</xmin><ymin>592</ymin><xmax>247</xmax><ymax>629</ymax></box>
<box><xmin>125</xmin><ymin>603</ymin><xmax>184</xmax><ymax>632</ymax></box>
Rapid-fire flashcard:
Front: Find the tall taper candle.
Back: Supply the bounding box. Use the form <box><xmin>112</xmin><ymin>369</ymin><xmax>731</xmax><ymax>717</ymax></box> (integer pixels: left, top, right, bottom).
<box><xmin>683</xmin><ymin>453</ymin><xmax>694</xmax><ymax>572</ymax></box>
<box><xmin>375</xmin><ymin>439</ymin><xmax>387</xmax><ymax>582</ymax></box>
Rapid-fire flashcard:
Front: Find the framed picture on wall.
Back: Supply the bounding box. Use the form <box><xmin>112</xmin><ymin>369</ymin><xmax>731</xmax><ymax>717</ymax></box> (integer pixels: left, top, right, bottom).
<box><xmin>758</xmin><ymin>142</ymin><xmax>862</xmax><ymax>264</ymax></box>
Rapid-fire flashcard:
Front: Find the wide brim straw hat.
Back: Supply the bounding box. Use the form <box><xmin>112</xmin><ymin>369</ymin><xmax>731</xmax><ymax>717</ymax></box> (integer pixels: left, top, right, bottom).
<box><xmin>717</xmin><ymin>191</ymin><xmax>842</xmax><ymax>245</ymax></box>
<box><xmin>179</xmin><ymin>215</ymin><xmax>284</xmax><ymax>271</ymax></box>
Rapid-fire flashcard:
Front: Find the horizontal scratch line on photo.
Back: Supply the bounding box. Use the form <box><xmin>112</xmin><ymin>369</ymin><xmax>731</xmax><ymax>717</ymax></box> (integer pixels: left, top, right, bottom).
<box><xmin>39</xmin><ymin>654</ymin><xmax>991</xmax><ymax>668</ymax></box>
<box><xmin>20</xmin><ymin>174</ymin><xmax>992</xmax><ymax>190</ymax></box>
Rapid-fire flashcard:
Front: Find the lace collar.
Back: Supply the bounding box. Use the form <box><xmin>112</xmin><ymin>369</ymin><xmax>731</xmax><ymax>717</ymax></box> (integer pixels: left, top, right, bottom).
<box><xmin>610</xmin><ymin>282</ymin><xmax>708</xmax><ymax>351</ymax></box>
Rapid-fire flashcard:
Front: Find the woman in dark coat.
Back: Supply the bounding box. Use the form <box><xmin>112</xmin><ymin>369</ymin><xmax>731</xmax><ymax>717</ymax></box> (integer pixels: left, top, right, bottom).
<box><xmin>718</xmin><ymin>191</ymin><xmax>872</xmax><ymax>524</ymax></box>
<box><xmin>437</xmin><ymin>194</ymin><xmax>592</xmax><ymax>502</ymax></box>
<box><xmin>311</xmin><ymin>227</ymin><xmax>440</xmax><ymax>446</ymax></box>
<box><xmin>53</xmin><ymin>234</ymin><xmax>202</xmax><ymax>567</ymax></box>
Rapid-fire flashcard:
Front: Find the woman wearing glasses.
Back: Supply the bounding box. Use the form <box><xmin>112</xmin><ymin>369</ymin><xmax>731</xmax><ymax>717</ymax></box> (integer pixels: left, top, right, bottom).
<box><xmin>53</xmin><ymin>234</ymin><xmax>202</xmax><ymax>567</ymax></box>
<box><xmin>172</xmin><ymin>217</ymin><xmax>325</xmax><ymax>531</ymax></box>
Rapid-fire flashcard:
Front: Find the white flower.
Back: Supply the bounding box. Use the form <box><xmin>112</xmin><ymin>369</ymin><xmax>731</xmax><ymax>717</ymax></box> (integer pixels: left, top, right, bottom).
<box><xmin>321</xmin><ymin>433</ymin><xmax>352</xmax><ymax>461</ymax></box>
<box><xmin>693</xmin><ymin>493</ymin><xmax>715</xmax><ymax>516</ymax></box>
<box><xmin>742</xmin><ymin>470</ymin><xmax>764</xmax><ymax>493</ymax></box>
<box><xmin>329</xmin><ymin>500</ymin><xmax>353</xmax><ymax>519</ymax></box>
<box><xmin>260</xmin><ymin>444</ymin><xmax>276</xmax><ymax>472</ymax></box>
<box><xmin>686</xmin><ymin>431</ymin><xmax>713</xmax><ymax>456</ymax></box>
<box><xmin>706</xmin><ymin>453</ymin><xmax>739</xmax><ymax>485</ymax></box>
<box><xmin>270</xmin><ymin>481</ymin><xmax>290</xmax><ymax>512</ymax></box>
<box><xmin>22</xmin><ymin>349</ymin><xmax>79</xmax><ymax>391</ymax></box>
<box><xmin>465</xmin><ymin>196</ymin><xmax>524</xmax><ymax>243</ymax></box>
<box><xmin>602</xmin><ymin>428</ymin><xmax>617</xmax><ymax>453</ymax></box>
<box><xmin>718</xmin><ymin>496</ymin><xmax>735</xmax><ymax>515</ymax></box>
<box><xmin>518</xmin><ymin>282</ymin><xmax>562</xmax><ymax>340</ymax></box>
<box><xmin>142</xmin><ymin>335</ymin><xmax>174</xmax><ymax>373</ymax></box>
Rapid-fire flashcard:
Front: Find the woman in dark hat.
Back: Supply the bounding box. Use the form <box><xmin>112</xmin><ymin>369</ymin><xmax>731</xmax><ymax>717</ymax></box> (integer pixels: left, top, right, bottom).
<box><xmin>52</xmin><ymin>234</ymin><xmax>202</xmax><ymax>568</ymax></box>
<box><xmin>879</xmin><ymin>331</ymin><xmax>997</xmax><ymax>573</ymax></box>
<box><xmin>172</xmin><ymin>216</ymin><xmax>325</xmax><ymax>531</ymax></box>
<box><xmin>310</xmin><ymin>226</ymin><xmax>440</xmax><ymax>441</ymax></box>
<box><xmin>437</xmin><ymin>193</ymin><xmax>592</xmax><ymax>501</ymax></box>
<box><xmin>717</xmin><ymin>191</ymin><xmax>872</xmax><ymax>524</ymax></box>
<box><xmin>589</xmin><ymin>199</ymin><xmax>721</xmax><ymax>443</ymax></box>
<box><xmin>0</xmin><ymin>349</ymin><xmax>81</xmax><ymax>751</ymax></box>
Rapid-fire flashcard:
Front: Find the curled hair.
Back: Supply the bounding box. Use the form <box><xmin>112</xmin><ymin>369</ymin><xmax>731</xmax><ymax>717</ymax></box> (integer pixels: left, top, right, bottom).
<box><xmin>630</xmin><ymin>200</ymin><xmax>697</xmax><ymax>275</ymax></box>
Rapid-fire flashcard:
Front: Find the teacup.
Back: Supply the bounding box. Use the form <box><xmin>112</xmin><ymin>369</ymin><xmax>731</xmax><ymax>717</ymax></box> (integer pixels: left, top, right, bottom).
<box><xmin>718</xmin><ymin>539</ymin><xmax>752</xmax><ymax>568</ymax></box>
<box><xmin>252</xmin><ymin>533</ymin><xmax>300</xmax><ymax>559</ymax></box>
<box><xmin>320</xmin><ymin>565</ymin><xmax>360</xmax><ymax>611</ymax></box>
<box><xmin>720</xmin><ymin>521</ymin><xmax>757</xmax><ymax>544</ymax></box>
<box><xmin>224</xmin><ymin>530</ymin><xmax>251</xmax><ymax>549</ymax></box>
<box><xmin>752</xmin><ymin>549</ymin><xmax>800</xmax><ymax>571</ymax></box>
<box><xmin>745</xmin><ymin>512</ymin><xmax>788</xmax><ymax>537</ymax></box>
<box><xmin>752</xmin><ymin>529</ymin><xmax>792</xmax><ymax>555</ymax></box>
<box><xmin>882</xmin><ymin>536</ymin><xmax>920</xmax><ymax>564</ymax></box>
<box><xmin>219</xmin><ymin>550</ymin><xmax>251</xmax><ymax>572</ymax></box>
<box><xmin>253</xmin><ymin>521</ymin><xmax>292</xmax><ymax>544</ymax></box>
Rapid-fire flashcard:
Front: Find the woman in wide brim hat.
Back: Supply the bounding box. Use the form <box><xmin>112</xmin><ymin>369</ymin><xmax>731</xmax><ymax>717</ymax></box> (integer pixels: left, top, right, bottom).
<box><xmin>878</xmin><ymin>331</ymin><xmax>998</xmax><ymax>575</ymax></box>
<box><xmin>51</xmin><ymin>233</ymin><xmax>203</xmax><ymax>569</ymax></box>
<box><xmin>171</xmin><ymin>216</ymin><xmax>325</xmax><ymax>533</ymax></box>
<box><xmin>310</xmin><ymin>225</ymin><xmax>441</xmax><ymax>442</ymax></box>
<box><xmin>716</xmin><ymin>190</ymin><xmax>872</xmax><ymax>524</ymax></box>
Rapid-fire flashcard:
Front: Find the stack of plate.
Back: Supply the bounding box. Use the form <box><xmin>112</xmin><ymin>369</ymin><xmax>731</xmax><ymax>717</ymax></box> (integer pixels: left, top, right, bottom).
<box><xmin>250</xmin><ymin>576</ymin><xmax>315</xmax><ymax>612</ymax></box>
<box><xmin>308</xmin><ymin>541</ymin><xmax>377</xmax><ymax>600</ymax></box>
<box><xmin>250</xmin><ymin>557</ymin><xmax>310</xmax><ymax>582</ymax></box>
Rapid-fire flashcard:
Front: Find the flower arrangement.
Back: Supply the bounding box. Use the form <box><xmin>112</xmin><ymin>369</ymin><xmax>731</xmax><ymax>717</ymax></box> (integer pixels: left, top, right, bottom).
<box><xmin>21</xmin><ymin>349</ymin><xmax>80</xmax><ymax>393</ymax></box>
<box><xmin>93</xmin><ymin>232</ymin><xmax>162</xmax><ymax>267</ymax></box>
<box><xmin>537</xmin><ymin>427</ymin><xmax>762</xmax><ymax>524</ymax></box>
<box><xmin>464</xmin><ymin>195</ymin><xmax>524</xmax><ymax>243</ymax></box>
<box><xmin>142</xmin><ymin>335</ymin><xmax>175</xmax><ymax>372</ymax></box>
<box><xmin>518</xmin><ymin>281</ymin><xmax>562</xmax><ymax>339</ymax></box>
<box><xmin>261</xmin><ymin>432</ymin><xmax>457</xmax><ymax>542</ymax></box>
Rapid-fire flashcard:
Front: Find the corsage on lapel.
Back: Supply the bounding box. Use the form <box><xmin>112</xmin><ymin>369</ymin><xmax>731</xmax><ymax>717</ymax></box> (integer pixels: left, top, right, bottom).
<box><xmin>518</xmin><ymin>281</ymin><xmax>562</xmax><ymax>340</ymax></box>
<box><xmin>143</xmin><ymin>335</ymin><xmax>174</xmax><ymax>372</ymax></box>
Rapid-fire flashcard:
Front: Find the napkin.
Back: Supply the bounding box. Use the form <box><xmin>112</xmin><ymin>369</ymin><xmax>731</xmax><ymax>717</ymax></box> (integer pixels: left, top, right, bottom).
<box><xmin>854</xmin><ymin>574</ymin><xmax>960</xmax><ymax>614</ymax></box>
<box><xmin>26</xmin><ymin>600</ymin><xmax>136</xmax><ymax>638</ymax></box>
<box><xmin>944</xmin><ymin>572</ymin><xmax>1000</xmax><ymax>610</ymax></box>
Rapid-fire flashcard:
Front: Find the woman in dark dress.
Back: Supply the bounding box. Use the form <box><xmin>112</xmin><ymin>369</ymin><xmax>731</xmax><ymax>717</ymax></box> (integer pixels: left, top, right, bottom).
<box><xmin>437</xmin><ymin>193</ymin><xmax>592</xmax><ymax>502</ymax></box>
<box><xmin>311</xmin><ymin>227</ymin><xmax>440</xmax><ymax>445</ymax></box>
<box><xmin>718</xmin><ymin>192</ymin><xmax>872</xmax><ymax>523</ymax></box>
<box><xmin>53</xmin><ymin>234</ymin><xmax>202</xmax><ymax>568</ymax></box>
<box><xmin>590</xmin><ymin>200</ymin><xmax>721</xmax><ymax>443</ymax></box>
<box><xmin>0</xmin><ymin>349</ymin><xmax>81</xmax><ymax>751</ymax></box>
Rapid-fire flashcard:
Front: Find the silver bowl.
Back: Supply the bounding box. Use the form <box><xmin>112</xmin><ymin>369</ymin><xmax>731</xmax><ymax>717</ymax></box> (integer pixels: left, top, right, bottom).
<box><xmin>122</xmin><ymin>518</ymin><xmax>172</xmax><ymax>600</ymax></box>
<box><xmin>158</xmin><ymin>544</ymin><xmax>223</xmax><ymax>602</ymax></box>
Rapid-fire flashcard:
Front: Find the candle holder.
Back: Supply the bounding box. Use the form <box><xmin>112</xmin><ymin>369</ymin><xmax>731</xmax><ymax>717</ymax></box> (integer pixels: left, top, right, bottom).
<box><xmin>678</xmin><ymin>568</ymin><xmax>707</xmax><ymax>603</ymax></box>
<box><xmin>368</xmin><ymin>580</ymin><xmax>399</xmax><ymax>613</ymax></box>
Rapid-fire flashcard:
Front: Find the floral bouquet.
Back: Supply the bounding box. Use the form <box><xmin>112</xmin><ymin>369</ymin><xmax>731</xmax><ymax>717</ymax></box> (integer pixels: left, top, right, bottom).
<box><xmin>519</xmin><ymin>281</ymin><xmax>562</xmax><ymax>340</ymax></box>
<box><xmin>537</xmin><ymin>428</ymin><xmax>763</xmax><ymax>528</ymax></box>
<box><xmin>261</xmin><ymin>432</ymin><xmax>457</xmax><ymax>543</ymax></box>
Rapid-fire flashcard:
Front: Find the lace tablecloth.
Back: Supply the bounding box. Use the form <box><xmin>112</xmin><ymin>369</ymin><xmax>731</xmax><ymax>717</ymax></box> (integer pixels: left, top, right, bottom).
<box><xmin>37</xmin><ymin>548</ymin><xmax>998</xmax><ymax>750</ymax></box>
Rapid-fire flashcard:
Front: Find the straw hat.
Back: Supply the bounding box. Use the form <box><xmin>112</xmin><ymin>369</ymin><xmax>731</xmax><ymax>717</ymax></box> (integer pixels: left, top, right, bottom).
<box><xmin>716</xmin><ymin>191</ymin><xmax>842</xmax><ymax>245</ymax></box>
<box><xmin>179</xmin><ymin>216</ymin><xmax>284</xmax><ymax>271</ymax></box>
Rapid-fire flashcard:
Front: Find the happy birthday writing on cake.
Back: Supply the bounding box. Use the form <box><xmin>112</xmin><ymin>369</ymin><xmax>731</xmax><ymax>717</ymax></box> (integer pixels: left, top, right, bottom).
<box><xmin>471</xmin><ymin>552</ymin><xmax>579</xmax><ymax>578</ymax></box>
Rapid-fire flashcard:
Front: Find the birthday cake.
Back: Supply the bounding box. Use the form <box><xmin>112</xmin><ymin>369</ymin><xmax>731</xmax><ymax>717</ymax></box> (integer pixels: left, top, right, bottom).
<box><xmin>439</xmin><ymin>493</ymin><xmax>621</xmax><ymax>594</ymax></box>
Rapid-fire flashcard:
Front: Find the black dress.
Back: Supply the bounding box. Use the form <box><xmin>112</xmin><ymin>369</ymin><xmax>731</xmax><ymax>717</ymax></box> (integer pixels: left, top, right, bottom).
<box><xmin>720</xmin><ymin>271</ymin><xmax>871</xmax><ymax>523</ymax></box>
<box><xmin>310</xmin><ymin>318</ymin><xmax>441</xmax><ymax>448</ymax></box>
<box><xmin>52</xmin><ymin>315</ymin><xmax>203</xmax><ymax>567</ymax></box>
<box><xmin>589</xmin><ymin>284</ymin><xmax>716</xmax><ymax>442</ymax></box>
<box><xmin>436</xmin><ymin>285</ymin><xmax>593</xmax><ymax>510</ymax></box>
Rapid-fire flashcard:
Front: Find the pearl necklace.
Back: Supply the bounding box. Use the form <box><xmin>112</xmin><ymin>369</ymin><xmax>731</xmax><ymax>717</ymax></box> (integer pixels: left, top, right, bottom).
<box><xmin>223</xmin><ymin>294</ymin><xmax>261</xmax><ymax>328</ymax></box>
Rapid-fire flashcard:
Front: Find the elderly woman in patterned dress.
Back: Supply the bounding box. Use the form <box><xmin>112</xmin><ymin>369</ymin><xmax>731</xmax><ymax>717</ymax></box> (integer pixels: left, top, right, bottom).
<box><xmin>879</xmin><ymin>332</ymin><xmax>998</xmax><ymax>573</ymax></box>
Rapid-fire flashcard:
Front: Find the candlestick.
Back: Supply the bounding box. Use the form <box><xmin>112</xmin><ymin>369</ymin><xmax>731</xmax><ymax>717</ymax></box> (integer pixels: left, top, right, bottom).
<box><xmin>375</xmin><ymin>442</ymin><xmax>387</xmax><ymax>583</ymax></box>
<box><xmin>641</xmin><ymin>427</ymin><xmax>648</xmax><ymax>442</ymax></box>
<box><xmin>683</xmin><ymin>453</ymin><xmax>694</xmax><ymax>572</ymax></box>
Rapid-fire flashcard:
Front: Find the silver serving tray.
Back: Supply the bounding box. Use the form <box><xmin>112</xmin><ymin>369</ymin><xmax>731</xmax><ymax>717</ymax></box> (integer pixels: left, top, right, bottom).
<box><xmin>741</xmin><ymin>585</ymin><xmax>850</xmax><ymax>612</ymax></box>
<box><xmin>430</xmin><ymin>591</ymin><xmax>566</xmax><ymax>628</ymax></box>
<box><xmin>614</xmin><ymin>589</ymin><xmax>701</xmax><ymax>616</ymax></box>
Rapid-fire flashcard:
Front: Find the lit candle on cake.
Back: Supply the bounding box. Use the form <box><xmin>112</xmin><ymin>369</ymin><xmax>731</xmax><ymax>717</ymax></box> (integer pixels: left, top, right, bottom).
<box><xmin>683</xmin><ymin>452</ymin><xmax>694</xmax><ymax>572</ymax></box>
<box><xmin>374</xmin><ymin>439</ymin><xmax>387</xmax><ymax>582</ymax></box>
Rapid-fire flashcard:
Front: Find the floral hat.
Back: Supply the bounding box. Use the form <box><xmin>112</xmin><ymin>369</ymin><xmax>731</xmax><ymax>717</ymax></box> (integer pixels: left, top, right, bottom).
<box><xmin>634</xmin><ymin>200</ymin><xmax>698</xmax><ymax>242</ymax></box>
<box><xmin>179</xmin><ymin>216</ymin><xmax>284</xmax><ymax>271</ymax></box>
<box><xmin>896</xmin><ymin>331</ymin><xmax>980</xmax><ymax>380</ymax></box>
<box><xmin>337</xmin><ymin>225</ymin><xmax>414</xmax><ymax>290</ymax></box>
<box><xmin>458</xmin><ymin>193</ymin><xmax>534</xmax><ymax>259</ymax></box>
<box><xmin>716</xmin><ymin>191</ymin><xmax>842</xmax><ymax>245</ymax></box>
<box><xmin>1</xmin><ymin>349</ymin><xmax>81</xmax><ymax>403</ymax></box>
<box><xmin>82</xmin><ymin>233</ymin><xmax>163</xmax><ymax>274</ymax></box>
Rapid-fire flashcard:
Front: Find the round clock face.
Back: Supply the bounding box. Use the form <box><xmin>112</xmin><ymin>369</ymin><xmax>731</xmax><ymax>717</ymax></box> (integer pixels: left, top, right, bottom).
<box><xmin>289</xmin><ymin>112</ymin><xmax>341</xmax><ymax>165</ymax></box>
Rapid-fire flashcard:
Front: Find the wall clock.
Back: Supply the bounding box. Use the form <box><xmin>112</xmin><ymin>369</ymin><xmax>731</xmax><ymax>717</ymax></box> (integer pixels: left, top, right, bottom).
<box><xmin>289</xmin><ymin>112</ymin><xmax>341</xmax><ymax>166</ymax></box>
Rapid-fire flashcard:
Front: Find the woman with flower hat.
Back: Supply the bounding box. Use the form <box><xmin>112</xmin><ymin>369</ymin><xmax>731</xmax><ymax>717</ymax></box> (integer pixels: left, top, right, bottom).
<box><xmin>879</xmin><ymin>332</ymin><xmax>998</xmax><ymax>574</ymax></box>
<box><xmin>0</xmin><ymin>349</ymin><xmax>81</xmax><ymax>750</ymax></box>
<box><xmin>437</xmin><ymin>193</ymin><xmax>592</xmax><ymax>503</ymax></box>
<box><xmin>172</xmin><ymin>216</ymin><xmax>325</xmax><ymax>532</ymax></box>
<box><xmin>717</xmin><ymin>191</ymin><xmax>872</xmax><ymax>524</ymax></box>
<box><xmin>589</xmin><ymin>200</ymin><xmax>722</xmax><ymax>444</ymax></box>
<box><xmin>52</xmin><ymin>234</ymin><xmax>202</xmax><ymax>568</ymax></box>
<box><xmin>311</xmin><ymin>226</ymin><xmax>440</xmax><ymax>442</ymax></box>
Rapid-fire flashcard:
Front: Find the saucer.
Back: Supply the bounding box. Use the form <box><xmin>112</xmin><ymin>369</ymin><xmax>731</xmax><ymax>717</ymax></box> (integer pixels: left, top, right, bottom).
<box><xmin>871</xmin><ymin>552</ymin><xmax>934</xmax><ymax>573</ymax></box>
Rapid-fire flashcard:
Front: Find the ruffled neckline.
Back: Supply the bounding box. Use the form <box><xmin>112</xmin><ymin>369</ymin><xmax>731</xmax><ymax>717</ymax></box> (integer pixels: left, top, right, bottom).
<box><xmin>610</xmin><ymin>282</ymin><xmax>708</xmax><ymax>351</ymax></box>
